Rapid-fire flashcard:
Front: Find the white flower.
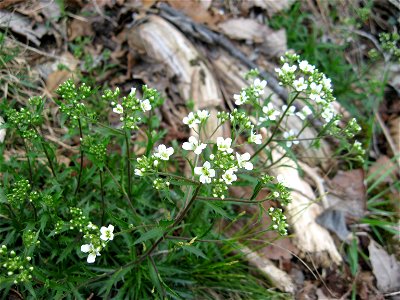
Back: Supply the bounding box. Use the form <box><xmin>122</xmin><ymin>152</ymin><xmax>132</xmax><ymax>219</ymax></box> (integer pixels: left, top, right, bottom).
<box><xmin>182</xmin><ymin>136</ymin><xmax>207</xmax><ymax>155</ymax></box>
<box><xmin>112</xmin><ymin>104</ymin><xmax>123</xmax><ymax>114</ymax></box>
<box><xmin>140</xmin><ymin>99</ymin><xmax>152</xmax><ymax>112</ymax></box>
<box><xmin>283</xmin><ymin>130</ymin><xmax>299</xmax><ymax>148</ymax></box>
<box><xmin>129</xmin><ymin>87</ymin><xmax>136</xmax><ymax>96</ymax></box>
<box><xmin>194</xmin><ymin>161</ymin><xmax>215</xmax><ymax>184</ymax></box>
<box><xmin>217</xmin><ymin>137</ymin><xmax>233</xmax><ymax>153</ymax></box>
<box><xmin>134</xmin><ymin>169</ymin><xmax>143</xmax><ymax>176</ymax></box>
<box><xmin>282</xmin><ymin>105</ymin><xmax>296</xmax><ymax>115</ymax></box>
<box><xmin>321</xmin><ymin>106</ymin><xmax>335</xmax><ymax>122</ymax></box>
<box><xmin>236</xmin><ymin>152</ymin><xmax>253</xmax><ymax>170</ymax></box>
<box><xmin>253</xmin><ymin>78</ymin><xmax>267</xmax><ymax>96</ymax></box>
<box><xmin>222</xmin><ymin>169</ymin><xmax>237</xmax><ymax>185</ymax></box>
<box><xmin>293</xmin><ymin>77</ymin><xmax>308</xmax><ymax>92</ymax></box>
<box><xmin>309</xmin><ymin>82</ymin><xmax>324</xmax><ymax>103</ymax></box>
<box><xmin>81</xmin><ymin>244</ymin><xmax>101</xmax><ymax>263</ymax></box>
<box><xmin>248</xmin><ymin>132</ymin><xmax>262</xmax><ymax>144</ymax></box>
<box><xmin>183</xmin><ymin>112</ymin><xmax>200</xmax><ymax>128</ymax></box>
<box><xmin>322</xmin><ymin>75</ymin><xmax>332</xmax><ymax>91</ymax></box>
<box><xmin>196</xmin><ymin>110</ymin><xmax>210</xmax><ymax>121</ymax></box>
<box><xmin>296</xmin><ymin>106</ymin><xmax>312</xmax><ymax>120</ymax></box>
<box><xmin>276</xmin><ymin>63</ymin><xmax>297</xmax><ymax>76</ymax></box>
<box><xmin>100</xmin><ymin>224</ymin><xmax>114</xmax><ymax>241</ymax></box>
<box><xmin>299</xmin><ymin>60</ymin><xmax>315</xmax><ymax>73</ymax></box>
<box><xmin>234</xmin><ymin>90</ymin><xmax>248</xmax><ymax>105</ymax></box>
<box><xmin>260</xmin><ymin>103</ymin><xmax>280</xmax><ymax>122</ymax></box>
<box><xmin>154</xmin><ymin>144</ymin><xmax>174</xmax><ymax>161</ymax></box>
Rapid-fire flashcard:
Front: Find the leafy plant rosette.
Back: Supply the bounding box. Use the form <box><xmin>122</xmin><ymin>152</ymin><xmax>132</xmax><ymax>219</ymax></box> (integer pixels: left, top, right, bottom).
<box><xmin>0</xmin><ymin>53</ymin><xmax>363</xmax><ymax>298</ymax></box>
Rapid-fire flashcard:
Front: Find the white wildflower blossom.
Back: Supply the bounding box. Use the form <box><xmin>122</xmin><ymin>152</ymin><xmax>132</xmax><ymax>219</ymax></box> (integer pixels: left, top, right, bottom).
<box><xmin>194</xmin><ymin>161</ymin><xmax>215</xmax><ymax>184</ymax></box>
<box><xmin>183</xmin><ymin>112</ymin><xmax>200</xmax><ymax>128</ymax></box>
<box><xmin>196</xmin><ymin>110</ymin><xmax>210</xmax><ymax>121</ymax></box>
<box><xmin>259</xmin><ymin>103</ymin><xmax>280</xmax><ymax>122</ymax></box>
<box><xmin>134</xmin><ymin>169</ymin><xmax>143</xmax><ymax>176</ymax></box>
<box><xmin>236</xmin><ymin>152</ymin><xmax>253</xmax><ymax>170</ymax></box>
<box><xmin>283</xmin><ymin>130</ymin><xmax>299</xmax><ymax>148</ymax></box>
<box><xmin>234</xmin><ymin>91</ymin><xmax>248</xmax><ymax>105</ymax></box>
<box><xmin>154</xmin><ymin>144</ymin><xmax>174</xmax><ymax>161</ymax></box>
<box><xmin>322</xmin><ymin>75</ymin><xmax>332</xmax><ymax>91</ymax></box>
<box><xmin>217</xmin><ymin>137</ymin><xmax>233</xmax><ymax>153</ymax></box>
<box><xmin>140</xmin><ymin>99</ymin><xmax>152</xmax><ymax>112</ymax></box>
<box><xmin>248</xmin><ymin>132</ymin><xmax>262</xmax><ymax>144</ymax></box>
<box><xmin>309</xmin><ymin>82</ymin><xmax>324</xmax><ymax>103</ymax></box>
<box><xmin>129</xmin><ymin>87</ymin><xmax>136</xmax><ymax>96</ymax></box>
<box><xmin>293</xmin><ymin>77</ymin><xmax>308</xmax><ymax>92</ymax></box>
<box><xmin>222</xmin><ymin>169</ymin><xmax>237</xmax><ymax>185</ymax></box>
<box><xmin>296</xmin><ymin>106</ymin><xmax>312</xmax><ymax>120</ymax></box>
<box><xmin>282</xmin><ymin>105</ymin><xmax>296</xmax><ymax>116</ymax></box>
<box><xmin>299</xmin><ymin>60</ymin><xmax>315</xmax><ymax>73</ymax></box>
<box><xmin>112</xmin><ymin>104</ymin><xmax>123</xmax><ymax>114</ymax></box>
<box><xmin>182</xmin><ymin>136</ymin><xmax>207</xmax><ymax>155</ymax></box>
<box><xmin>81</xmin><ymin>244</ymin><xmax>101</xmax><ymax>263</ymax></box>
<box><xmin>276</xmin><ymin>174</ymin><xmax>285</xmax><ymax>184</ymax></box>
<box><xmin>275</xmin><ymin>63</ymin><xmax>297</xmax><ymax>76</ymax></box>
<box><xmin>321</xmin><ymin>106</ymin><xmax>335</xmax><ymax>122</ymax></box>
<box><xmin>100</xmin><ymin>224</ymin><xmax>114</xmax><ymax>241</ymax></box>
<box><xmin>253</xmin><ymin>78</ymin><xmax>267</xmax><ymax>96</ymax></box>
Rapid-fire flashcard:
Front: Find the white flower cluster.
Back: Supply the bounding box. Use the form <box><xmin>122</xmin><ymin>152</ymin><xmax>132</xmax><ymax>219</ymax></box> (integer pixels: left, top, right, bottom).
<box><xmin>107</xmin><ymin>85</ymin><xmax>160</xmax><ymax>130</ymax></box>
<box><xmin>134</xmin><ymin>144</ymin><xmax>174</xmax><ymax>177</ymax></box>
<box><xmin>233</xmin><ymin>78</ymin><xmax>267</xmax><ymax>106</ymax></box>
<box><xmin>81</xmin><ymin>224</ymin><xmax>115</xmax><ymax>263</ymax></box>
<box><xmin>182</xmin><ymin>110</ymin><xmax>210</xmax><ymax>129</ymax></box>
<box><xmin>274</xmin><ymin>53</ymin><xmax>338</xmax><ymax>125</ymax></box>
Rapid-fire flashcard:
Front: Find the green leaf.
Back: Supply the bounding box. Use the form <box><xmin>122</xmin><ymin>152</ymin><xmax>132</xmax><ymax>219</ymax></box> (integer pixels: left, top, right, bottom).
<box><xmin>182</xmin><ymin>245</ymin><xmax>207</xmax><ymax>259</ymax></box>
<box><xmin>134</xmin><ymin>228</ymin><xmax>164</xmax><ymax>245</ymax></box>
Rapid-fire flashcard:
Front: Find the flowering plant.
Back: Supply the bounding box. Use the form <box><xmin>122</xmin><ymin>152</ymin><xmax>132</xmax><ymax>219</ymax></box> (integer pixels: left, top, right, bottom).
<box><xmin>0</xmin><ymin>53</ymin><xmax>362</xmax><ymax>298</ymax></box>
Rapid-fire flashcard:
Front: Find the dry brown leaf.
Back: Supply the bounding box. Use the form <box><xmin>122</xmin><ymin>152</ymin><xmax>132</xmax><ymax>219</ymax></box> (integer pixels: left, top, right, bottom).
<box><xmin>0</xmin><ymin>10</ymin><xmax>48</xmax><ymax>46</ymax></box>
<box><xmin>368</xmin><ymin>156</ymin><xmax>398</xmax><ymax>186</ymax></box>
<box><xmin>68</xmin><ymin>18</ymin><xmax>94</xmax><ymax>41</ymax></box>
<box><xmin>241</xmin><ymin>0</ymin><xmax>293</xmax><ymax>17</ymax></box>
<box><xmin>0</xmin><ymin>0</ymin><xmax>24</xmax><ymax>9</ymax></box>
<box><xmin>46</xmin><ymin>70</ymin><xmax>71</xmax><ymax>93</ymax></box>
<box><xmin>369</xmin><ymin>240</ymin><xmax>400</xmax><ymax>293</ymax></box>
<box><xmin>165</xmin><ymin>0</ymin><xmax>222</xmax><ymax>25</ymax></box>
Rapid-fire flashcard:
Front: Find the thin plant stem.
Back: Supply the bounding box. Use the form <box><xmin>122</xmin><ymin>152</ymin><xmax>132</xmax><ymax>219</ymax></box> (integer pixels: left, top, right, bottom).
<box><xmin>22</xmin><ymin>137</ymin><xmax>33</xmax><ymax>183</ymax></box>
<box><xmin>75</xmin><ymin>119</ymin><xmax>84</xmax><ymax>195</ymax></box>
<box><xmin>251</xmin><ymin>92</ymin><xmax>299</xmax><ymax>160</ymax></box>
<box><xmin>124</xmin><ymin>130</ymin><xmax>132</xmax><ymax>199</ymax></box>
<box><xmin>100</xmin><ymin>169</ymin><xmax>105</xmax><ymax>224</ymax></box>
<box><xmin>149</xmin><ymin>255</ymin><xmax>166</xmax><ymax>298</ymax></box>
<box><xmin>40</xmin><ymin>139</ymin><xmax>56</xmax><ymax>178</ymax></box>
<box><xmin>132</xmin><ymin>184</ymin><xmax>202</xmax><ymax>266</ymax></box>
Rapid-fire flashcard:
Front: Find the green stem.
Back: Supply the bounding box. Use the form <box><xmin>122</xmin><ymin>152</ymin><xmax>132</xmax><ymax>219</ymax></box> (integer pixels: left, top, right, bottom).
<box><xmin>100</xmin><ymin>169</ymin><xmax>105</xmax><ymax>224</ymax></box>
<box><xmin>75</xmin><ymin>119</ymin><xmax>84</xmax><ymax>196</ymax></box>
<box><xmin>40</xmin><ymin>139</ymin><xmax>56</xmax><ymax>178</ymax></box>
<box><xmin>124</xmin><ymin>130</ymin><xmax>132</xmax><ymax>199</ymax></box>
<box><xmin>251</xmin><ymin>92</ymin><xmax>300</xmax><ymax>160</ymax></box>
<box><xmin>136</xmin><ymin>184</ymin><xmax>202</xmax><ymax>265</ymax></box>
<box><xmin>22</xmin><ymin>137</ymin><xmax>33</xmax><ymax>183</ymax></box>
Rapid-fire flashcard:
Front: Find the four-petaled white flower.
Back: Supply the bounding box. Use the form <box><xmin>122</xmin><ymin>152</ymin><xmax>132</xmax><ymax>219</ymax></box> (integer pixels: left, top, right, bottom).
<box><xmin>236</xmin><ymin>152</ymin><xmax>253</xmax><ymax>170</ymax></box>
<box><xmin>100</xmin><ymin>225</ymin><xmax>114</xmax><ymax>241</ymax></box>
<box><xmin>276</xmin><ymin>63</ymin><xmax>297</xmax><ymax>76</ymax></box>
<box><xmin>322</xmin><ymin>75</ymin><xmax>332</xmax><ymax>91</ymax></box>
<box><xmin>182</xmin><ymin>136</ymin><xmax>207</xmax><ymax>155</ymax></box>
<box><xmin>234</xmin><ymin>91</ymin><xmax>248</xmax><ymax>105</ymax></box>
<box><xmin>321</xmin><ymin>106</ymin><xmax>335</xmax><ymax>122</ymax></box>
<box><xmin>113</xmin><ymin>104</ymin><xmax>123</xmax><ymax>114</ymax></box>
<box><xmin>217</xmin><ymin>137</ymin><xmax>233</xmax><ymax>153</ymax></box>
<box><xmin>154</xmin><ymin>144</ymin><xmax>174</xmax><ymax>161</ymax></box>
<box><xmin>81</xmin><ymin>243</ymin><xmax>101</xmax><ymax>263</ymax></box>
<box><xmin>248</xmin><ymin>132</ymin><xmax>262</xmax><ymax>144</ymax></box>
<box><xmin>296</xmin><ymin>106</ymin><xmax>312</xmax><ymax>120</ymax></box>
<box><xmin>253</xmin><ymin>78</ymin><xmax>267</xmax><ymax>96</ymax></box>
<box><xmin>309</xmin><ymin>82</ymin><xmax>324</xmax><ymax>103</ymax></box>
<box><xmin>183</xmin><ymin>112</ymin><xmax>200</xmax><ymax>128</ymax></box>
<box><xmin>260</xmin><ymin>103</ymin><xmax>280</xmax><ymax>122</ymax></box>
<box><xmin>299</xmin><ymin>60</ymin><xmax>315</xmax><ymax>73</ymax></box>
<box><xmin>282</xmin><ymin>105</ymin><xmax>296</xmax><ymax>116</ymax></box>
<box><xmin>194</xmin><ymin>161</ymin><xmax>215</xmax><ymax>184</ymax></box>
<box><xmin>140</xmin><ymin>99</ymin><xmax>152</xmax><ymax>112</ymax></box>
<box><xmin>196</xmin><ymin>110</ymin><xmax>210</xmax><ymax>121</ymax></box>
<box><xmin>293</xmin><ymin>77</ymin><xmax>308</xmax><ymax>92</ymax></box>
<box><xmin>283</xmin><ymin>130</ymin><xmax>299</xmax><ymax>148</ymax></box>
<box><xmin>222</xmin><ymin>169</ymin><xmax>237</xmax><ymax>185</ymax></box>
